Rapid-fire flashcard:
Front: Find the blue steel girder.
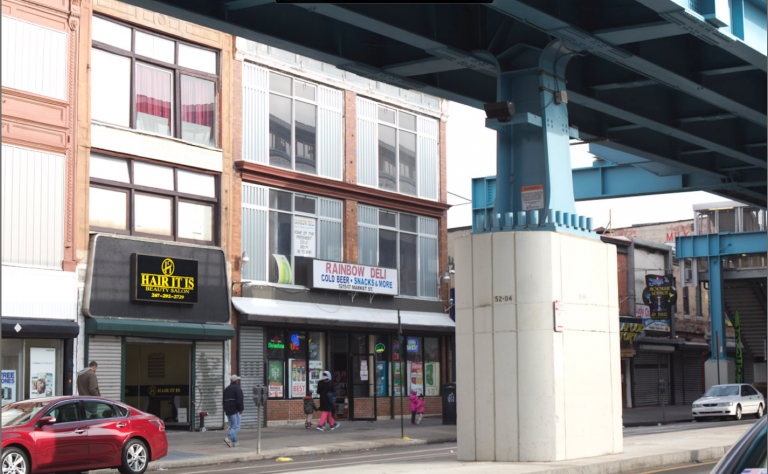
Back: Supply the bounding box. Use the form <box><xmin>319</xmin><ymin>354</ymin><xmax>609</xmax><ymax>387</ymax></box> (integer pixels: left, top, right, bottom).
<box><xmin>676</xmin><ymin>231</ymin><xmax>768</xmax><ymax>259</ymax></box>
<box><xmin>572</xmin><ymin>164</ymin><xmax>766</xmax><ymax>200</ymax></box>
<box><xmin>111</xmin><ymin>0</ymin><xmax>767</xmax><ymax>208</ymax></box>
<box><xmin>676</xmin><ymin>230</ymin><xmax>767</xmax><ymax>361</ymax></box>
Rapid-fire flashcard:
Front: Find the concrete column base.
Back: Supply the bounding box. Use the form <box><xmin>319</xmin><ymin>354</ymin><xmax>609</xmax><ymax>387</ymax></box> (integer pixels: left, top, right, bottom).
<box><xmin>704</xmin><ymin>359</ymin><xmax>735</xmax><ymax>391</ymax></box>
<box><xmin>454</xmin><ymin>231</ymin><xmax>622</xmax><ymax>462</ymax></box>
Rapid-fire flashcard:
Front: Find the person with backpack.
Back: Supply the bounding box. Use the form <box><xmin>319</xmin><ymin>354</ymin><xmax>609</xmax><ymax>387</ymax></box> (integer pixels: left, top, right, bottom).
<box><xmin>316</xmin><ymin>371</ymin><xmax>340</xmax><ymax>431</ymax></box>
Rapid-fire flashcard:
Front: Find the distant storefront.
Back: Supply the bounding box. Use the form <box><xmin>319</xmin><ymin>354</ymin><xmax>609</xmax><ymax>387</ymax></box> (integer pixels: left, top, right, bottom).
<box><xmin>81</xmin><ymin>234</ymin><xmax>234</xmax><ymax>430</ymax></box>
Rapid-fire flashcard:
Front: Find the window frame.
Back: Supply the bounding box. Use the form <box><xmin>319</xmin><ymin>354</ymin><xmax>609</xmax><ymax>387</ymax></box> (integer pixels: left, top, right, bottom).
<box><xmin>358</xmin><ymin>205</ymin><xmax>439</xmax><ymax>300</ymax></box>
<box><xmin>266</xmin><ymin>329</ymin><xmax>315</xmax><ymax>401</ymax></box>
<box><xmin>89</xmin><ymin>153</ymin><xmax>220</xmax><ymax>246</ymax></box>
<box><xmin>370</xmin><ymin>103</ymin><xmax>431</xmax><ymax>198</ymax></box>
<box><xmin>267</xmin><ymin>71</ymin><xmax>319</xmax><ymax>175</ymax></box>
<box><xmin>244</xmin><ymin>186</ymin><xmax>343</xmax><ymax>286</ymax></box>
<box><xmin>91</xmin><ymin>14</ymin><xmax>220</xmax><ymax>148</ymax></box>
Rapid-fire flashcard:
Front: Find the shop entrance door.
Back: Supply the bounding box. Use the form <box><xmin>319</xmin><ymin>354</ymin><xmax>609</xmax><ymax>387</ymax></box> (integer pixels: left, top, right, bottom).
<box><xmin>124</xmin><ymin>341</ymin><xmax>191</xmax><ymax>430</ymax></box>
<box><xmin>349</xmin><ymin>354</ymin><xmax>377</xmax><ymax>421</ymax></box>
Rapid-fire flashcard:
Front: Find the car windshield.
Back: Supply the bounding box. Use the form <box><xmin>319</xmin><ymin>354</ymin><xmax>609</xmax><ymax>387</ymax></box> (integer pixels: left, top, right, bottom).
<box><xmin>703</xmin><ymin>386</ymin><xmax>740</xmax><ymax>397</ymax></box>
<box><xmin>2</xmin><ymin>400</ymin><xmax>53</xmax><ymax>427</ymax></box>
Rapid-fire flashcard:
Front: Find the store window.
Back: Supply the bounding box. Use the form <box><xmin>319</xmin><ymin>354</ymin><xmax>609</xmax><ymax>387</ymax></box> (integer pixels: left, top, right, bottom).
<box><xmin>356</xmin><ymin>97</ymin><xmax>439</xmax><ymax>200</ymax></box>
<box><xmin>91</xmin><ymin>16</ymin><xmax>219</xmax><ymax>148</ymax></box>
<box><xmin>358</xmin><ymin>206</ymin><xmax>439</xmax><ymax>298</ymax></box>
<box><xmin>268</xmin><ymin>73</ymin><xmax>318</xmax><ymax>174</ymax></box>
<box><xmin>267</xmin><ymin>330</ymin><xmax>326</xmax><ymax>400</ymax></box>
<box><xmin>241</xmin><ymin>184</ymin><xmax>343</xmax><ymax>284</ymax></box>
<box><xmin>2</xmin><ymin>340</ymin><xmax>65</xmax><ymax>403</ymax></box>
<box><xmin>2</xmin><ymin>339</ymin><xmax>23</xmax><ymax>406</ymax></box>
<box><xmin>424</xmin><ymin>337</ymin><xmax>441</xmax><ymax>396</ymax></box>
<box><xmin>88</xmin><ymin>153</ymin><xmax>218</xmax><ymax>245</ymax></box>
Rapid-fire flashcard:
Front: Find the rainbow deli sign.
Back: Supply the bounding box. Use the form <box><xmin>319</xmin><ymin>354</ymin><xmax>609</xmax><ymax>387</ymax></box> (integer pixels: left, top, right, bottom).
<box><xmin>309</xmin><ymin>260</ymin><xmax>398</xmax><ymax>296</ymax></box>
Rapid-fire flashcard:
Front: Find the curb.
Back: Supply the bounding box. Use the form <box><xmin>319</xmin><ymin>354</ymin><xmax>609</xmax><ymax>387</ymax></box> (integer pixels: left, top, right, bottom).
<box><xmin>623</xmin><ymin>418</ymin><xmax>693</xmax><ymax>427</ymax></box>
<box><xmin>524</xmin><ymin>445</ymin><xmax>731</xmax><ymax>474</ymax></box>
<box><xmin>91</xmin><ymin>436</ymin><xmax>457</xmax><ymax>473</ymax></box>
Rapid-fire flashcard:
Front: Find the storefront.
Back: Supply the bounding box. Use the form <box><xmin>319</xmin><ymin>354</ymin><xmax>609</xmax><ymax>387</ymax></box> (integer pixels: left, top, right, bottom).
<box><xmin>233</xmin><ymin>260</ymin><xmax>455</xmax><ymax>427</ymax></box>
<box><xmin>2</xmin><ymin>266</ymin><xmax>80</xmax><ymax>405</ymax></box>
<box><xmin>81</xmin><ymin>234</ymin><xmax>234</xmax><ymax>430</ymax></box>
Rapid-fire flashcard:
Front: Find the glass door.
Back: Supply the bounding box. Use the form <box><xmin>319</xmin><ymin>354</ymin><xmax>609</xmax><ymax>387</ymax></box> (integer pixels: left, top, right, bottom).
<box><xmin>349</xmin><ymin>353</ymin><xmax>377</xmax><ymax>421</ymax></box>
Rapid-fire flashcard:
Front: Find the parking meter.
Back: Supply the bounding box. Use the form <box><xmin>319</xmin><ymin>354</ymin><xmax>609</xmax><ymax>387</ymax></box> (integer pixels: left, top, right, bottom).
<box><xmin>252</xmin><ymin>384</ymin><xmax>268</xmax><ymax>454</ymax></box>
<box><xmin>253</xmin><ymin>384</ymin><xmax>268</xmax><ymax>407</ymax></box>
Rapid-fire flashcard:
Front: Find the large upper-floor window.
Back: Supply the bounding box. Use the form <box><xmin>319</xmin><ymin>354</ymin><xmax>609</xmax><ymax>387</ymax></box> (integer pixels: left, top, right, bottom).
<box><xmin>358</xmin><ymin>205</ymin><xmax>438</xmax><ymax>299</ymax></box>
<box><xmin>241</xmin><ymin>184</ymin><xmax>343</xmax><ymax>285</ymax></box>
<box><xmin>242</xmin><ymin>63</ymin><xmax>343</xmax><ymax>180</ymax></box>
<box><xmin>91</xmin><ymin>16</ymin><xmax>219</xmax><ymax>148</ymax></box>
<box><xmin>89</xmin><ymin>152</ymin><xmax>219</xmax><ymax>245</ymax></box>
<box><xmin>357</xmin><ymin>98</ymin><xmax>439</xmax><ymax>201</ymax></box>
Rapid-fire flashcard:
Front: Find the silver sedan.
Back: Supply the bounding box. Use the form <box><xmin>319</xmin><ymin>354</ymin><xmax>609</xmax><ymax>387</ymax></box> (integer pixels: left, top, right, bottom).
<box><xmin>691</xmin><ymin>384</ymin><xmax>765</xmax><ymax>421</ymax></box>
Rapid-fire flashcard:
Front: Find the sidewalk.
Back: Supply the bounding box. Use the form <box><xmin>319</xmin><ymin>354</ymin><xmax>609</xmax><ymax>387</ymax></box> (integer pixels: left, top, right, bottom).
<box><xmin>623</xmin><ymin>405</ymin><xmax>693</xmax><ymax>426</ymax></box>
<box><xmin>123</xmin><ymin>415</ymin><xmax>753</xmax><ymax>473</ymax></box>
<box><xmin>151</xmin><ymin>417</ymin><xmax>456</xmax><ymax>471</ymax></box>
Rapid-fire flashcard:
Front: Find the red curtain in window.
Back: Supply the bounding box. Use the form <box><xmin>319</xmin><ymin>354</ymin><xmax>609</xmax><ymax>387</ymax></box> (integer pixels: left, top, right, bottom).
<box><xmin>181</xmin><ymin>75</ymin><xmax>214</xmax><ymax>127</ymax></box>
<box><xmin>136</xmin><ymin>64</ymin><xmax>172</xmax><ymax>126</ymax></box>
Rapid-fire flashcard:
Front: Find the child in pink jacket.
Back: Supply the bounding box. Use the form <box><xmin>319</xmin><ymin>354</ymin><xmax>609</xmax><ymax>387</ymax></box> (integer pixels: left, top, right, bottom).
<box><xmin>409</xmin><ymin>389</ymin><xmax>425</xmax><ymax>425</ymax></box>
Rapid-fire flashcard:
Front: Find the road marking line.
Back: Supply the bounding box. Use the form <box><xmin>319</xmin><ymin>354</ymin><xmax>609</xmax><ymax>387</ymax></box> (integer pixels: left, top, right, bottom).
<box><xmin>637</xmin><ymin>461</ymin><xmax>718</xmax><ymax>474</ymax></box>
<box><xmin>178</xmin><ymin>446</ymin><xmax>457</xmax><ymax>474</ymax></box>
<box><xmin>245</xmin><ymin>451</ymin><xmax>456</xmax><ymax>474</ymax></box>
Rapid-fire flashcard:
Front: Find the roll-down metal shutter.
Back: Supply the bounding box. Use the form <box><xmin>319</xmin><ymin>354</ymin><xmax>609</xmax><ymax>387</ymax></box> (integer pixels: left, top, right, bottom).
<box><xmin>672</xmin><ymin>352</ymin><xmax>684</xmax><ymax>405</ymax></box>
<box><xmin>744</xmin><ymin>352</ymin><xmax>755</xmax><ymax>383</ymax></box>
<box><xmin>634</xmin><ymin>352</ymin><xmax>660</xmax><ymax>406</ymax></box>
<box><xmin>240</xmin><ymin>326</ymin><xmax>265</xmax><ymax>428</ymax></box>
<box><xmin>196</xmin><ymin>341</ymin><xmax>225</xmax><ymax>430</ymax></box>
<box><xmin>683</xmin><ymin>353</ymin><xmax>704</xmax><ymax>403</ymax></box>
<box><xmin>87</xmin><ymin>335</ymin><xmax>122</xmax><ymax>401</ymax></box>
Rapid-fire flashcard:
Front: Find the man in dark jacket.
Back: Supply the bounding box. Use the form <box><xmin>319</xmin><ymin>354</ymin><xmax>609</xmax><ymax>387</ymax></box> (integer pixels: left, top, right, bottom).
<box><xmin>76</xmin><ymin>361</ymin><xmax>100</xmax><ymax>396</ymax></box>
<box><xmin>316</xmin><ymin>371</ymin><xmax>340</xmax><ymax>431</ymax></box>
<box><xmin>223</xmin><ymin>375</ymin><xmax>244</xmax><ymax>447</ymax></box>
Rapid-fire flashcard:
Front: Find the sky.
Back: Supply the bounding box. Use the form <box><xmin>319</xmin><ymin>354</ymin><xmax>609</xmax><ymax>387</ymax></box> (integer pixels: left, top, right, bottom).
<box><xmin>445</xmin><ymin>102</ymin><xmax>720</xmax><ymax>230</ymax></box>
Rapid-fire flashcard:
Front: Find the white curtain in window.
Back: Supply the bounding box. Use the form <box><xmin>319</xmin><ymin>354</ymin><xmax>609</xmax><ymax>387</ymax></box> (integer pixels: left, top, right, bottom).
<box><xmin>318</xmin><ymin>197</ymin><xmax>343</xmax><ymax>261</ymax></box>
<box><xmin>417</xmin><ymin>116</ymin><xmax>439</xmax><ymax>201</ymax></box>
<box><xmin>317</xmin><ymin>86</ymin><xmax>343</xmax><ymax>180</ymax></box>
<box><xmin>242</xmin><ymin>183</ymin><xmax>268</xmax><ymax>281</ymax></box>
<box><xmin>242</xmin><ymin>62</ymin><xmax>269</xmax><ymax>165</ymax></box>
<box><xmin>419</xmin><ymin>235</ymin><xmax>438</xmax><ymax>298</ymax></box>
<box><xmin>356</xmin><ymin>97</ymin><xmax>377</xmax><ymax>187</ymax></box>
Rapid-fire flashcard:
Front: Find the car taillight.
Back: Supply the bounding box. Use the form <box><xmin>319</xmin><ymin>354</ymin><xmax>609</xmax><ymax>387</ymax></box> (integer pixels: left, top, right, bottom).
<box><xmin>149</xmin><ymin>419</ymin><xmax>165</xmax><ymax>431</ymax></box>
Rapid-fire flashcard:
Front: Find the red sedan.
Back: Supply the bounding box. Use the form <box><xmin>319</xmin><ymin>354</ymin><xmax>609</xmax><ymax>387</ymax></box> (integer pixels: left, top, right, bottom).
<box><xmin>2</xmin><ymin>396</ymin><xmax>167</xmax><ymax>474</ymax></box>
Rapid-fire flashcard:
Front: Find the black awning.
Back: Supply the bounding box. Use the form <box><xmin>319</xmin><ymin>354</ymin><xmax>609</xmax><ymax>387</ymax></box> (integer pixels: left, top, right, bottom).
<box><xmin>2</xmin><ymin>318</ymin><xmax>80</xmax><ymax>339</ymax></box>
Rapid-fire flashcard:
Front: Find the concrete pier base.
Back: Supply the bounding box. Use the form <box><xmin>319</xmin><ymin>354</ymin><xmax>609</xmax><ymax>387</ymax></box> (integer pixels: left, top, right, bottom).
<box><xmin>705</xmin><ymin>359</ymin><xmax>735</xmax><ymax>391</ymax></box>
<box><xmin>454</xmin><ymin>231</ymin><xmax>623</xmax><ymax>462</ymax></box>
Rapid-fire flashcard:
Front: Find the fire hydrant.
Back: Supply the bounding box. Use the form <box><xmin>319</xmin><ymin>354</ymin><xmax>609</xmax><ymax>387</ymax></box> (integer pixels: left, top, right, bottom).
<box><xmin>198</xmin><ymin>411</ymin><xmax>208</xmax><ymax>432</ymax></box>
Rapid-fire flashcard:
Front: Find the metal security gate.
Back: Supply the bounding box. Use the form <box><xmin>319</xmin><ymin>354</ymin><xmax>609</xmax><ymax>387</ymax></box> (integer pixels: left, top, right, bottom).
<box><xmin>633</xmin><ymin>352</ymin><xmax>670</xmax><ymax>406</ymax></box>
<box><xmin>87</xmin><ymin>335</ymin><xmax>122</xmax><ymax>401</ymax></box>
<box><xmin>672</xmin><ymin>352</ymin><xmax>684</xmax><ymax>405</ymax></box>
<box><xmin>240</xmin><ymin>326</ymin><xmax>265</xmax><ymax>428</ymax></box>
<box><xmin>683</xmin><ymin>353</ymin><xmax>704</xmax><ymax>403</ymax></box>
<box><xmin>195</xmin><ymin>341</ymin><xmax>225</xmax><ymax>430</ymax></box>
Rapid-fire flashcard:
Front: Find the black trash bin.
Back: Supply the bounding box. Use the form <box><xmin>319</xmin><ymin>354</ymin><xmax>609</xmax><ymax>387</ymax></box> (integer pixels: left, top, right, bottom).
<box><xmin>442</xmin><ymin>383</ymin><xmax>456</xmax><ymax>425</ymax></box>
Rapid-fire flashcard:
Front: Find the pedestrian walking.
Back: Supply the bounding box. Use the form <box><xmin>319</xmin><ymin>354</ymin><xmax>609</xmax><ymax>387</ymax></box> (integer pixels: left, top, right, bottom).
<box><xmin>416</xmin><ymin>393</ymin><xmax>425</xmax><ymax>425</ymax></box>
<box><xmin>316</xmin><ymin>371</ymin><xmax>340</xmax><ymax>431</ymax></box>
<box><xmin>409</xmin><ymin>389</ymin><xmax>421</xmax><ymax>425</ymax></box>
<box><xmin>303</xmin><ymin>391</ymin><xmax>318</xmax><ymax>429</ymax></box>
<box><xmin>223</xmin><ymin>375</ymin><xmax>244</xmax><ymax>447</ymax></box>
<box><xmin>76</xmin><ymin>361</ymin><xmax>100</xmax><ymax>396</ymax></box>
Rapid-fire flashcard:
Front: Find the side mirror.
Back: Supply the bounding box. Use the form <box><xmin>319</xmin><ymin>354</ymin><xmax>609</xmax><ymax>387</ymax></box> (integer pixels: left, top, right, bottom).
<box><xmin>38</xmin><ymin>416</ymin><xmax>56</xmax><ymax>426</ymax></box>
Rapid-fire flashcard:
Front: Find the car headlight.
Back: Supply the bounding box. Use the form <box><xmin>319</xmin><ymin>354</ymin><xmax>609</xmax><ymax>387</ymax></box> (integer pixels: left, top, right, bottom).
<box><xmin>693</xmin><ymin>404</ymin><xmax>701</xmax><ymax>408</ymax></box>
<box><xmin>717</xmin><ymin>402</ymin><xmax>733</xmax><ymax>407</ymax></box>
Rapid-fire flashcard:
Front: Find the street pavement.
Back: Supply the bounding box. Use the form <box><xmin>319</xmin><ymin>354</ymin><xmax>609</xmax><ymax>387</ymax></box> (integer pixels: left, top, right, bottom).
<box><xmin>150</xmin><ymin>421</ymin><xmax>753</xmax><ymax>474</ymax></box>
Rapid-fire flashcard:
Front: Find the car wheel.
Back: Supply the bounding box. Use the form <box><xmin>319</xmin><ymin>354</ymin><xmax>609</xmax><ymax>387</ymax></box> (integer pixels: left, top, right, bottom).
<box><xmin>2</xmin><ymin>447</ymin><xmax>29</xmax><ymax>474</ymax></box>
<box><xmin>733</xmin><ymin>405</ymin><xmax>742</xmax><ymax>421</ymax></box>
<box><xmin>756</xmin><ymin>404</ymin><xmax>764</xmax><ymax>419</ymax></box>
<box><xmin>118</xmin><ymin>439</ymin><xmax>149</xmax><ymax>474</ymax></box>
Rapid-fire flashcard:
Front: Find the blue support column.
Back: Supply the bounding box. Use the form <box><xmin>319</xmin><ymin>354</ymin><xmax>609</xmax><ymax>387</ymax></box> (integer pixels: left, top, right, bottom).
<box><xmin>708</xmin><ymin>256</ymin><xmax>727</xmax><ymax>361</ymax></box>
<box><xmin>480</xmin><ymin>40</ymin><xmax>593</xmax><ymax>237</ymax></box>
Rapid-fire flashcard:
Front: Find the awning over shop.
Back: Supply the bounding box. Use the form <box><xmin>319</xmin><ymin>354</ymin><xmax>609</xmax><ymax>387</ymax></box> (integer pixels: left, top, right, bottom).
<box><xmin>2</xmin><ymin>318</ymin><xmax>80</xmax><ymax>339</ymax></box>
<box><xmin>232</xmin><ymin>297</ymin><xmax>455</xmax><ymax>333</ymax></box>
<box><xmin>85</xmin><ymin>317</ymin><xmax>234</xmax><ymax>340</ymax></box>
